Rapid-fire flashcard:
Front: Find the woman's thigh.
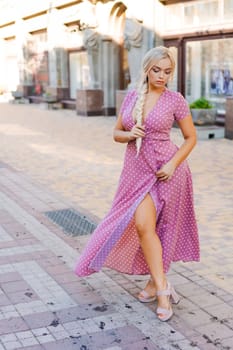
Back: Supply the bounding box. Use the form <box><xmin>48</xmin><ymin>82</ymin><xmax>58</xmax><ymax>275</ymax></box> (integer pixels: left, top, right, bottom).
<box><xmin>134</xmin><ymin>193</ymin><xmax>156</xmax><ymax>234</ymax></box>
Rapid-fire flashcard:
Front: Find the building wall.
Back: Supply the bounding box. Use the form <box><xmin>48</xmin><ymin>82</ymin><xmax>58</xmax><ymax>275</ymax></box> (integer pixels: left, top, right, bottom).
<box><xmin>0</xmin><ymin>0</ymin><xmax>164</xmax><ymax>112</ymax></box>
<box><xmin>0</xmin><ymin>0</ymin><xmax>233</xmax><ymax>112</ymax></box>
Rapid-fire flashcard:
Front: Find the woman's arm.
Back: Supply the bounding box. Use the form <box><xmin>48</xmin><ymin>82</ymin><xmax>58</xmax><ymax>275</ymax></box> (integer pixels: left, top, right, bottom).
<box><xmin>156</xmin><ymin>115</ymin><xmax>196</xmax><ymax>181</ymax></box>
<box><xmin>113</xmin><ymin>114</ymin><xmax>145</xmax><ymax>143</ymax></box>
<box><xmin>171</xmin><ymin>114</ymin><xmax>197</xmax><ymax>167</ymax></box>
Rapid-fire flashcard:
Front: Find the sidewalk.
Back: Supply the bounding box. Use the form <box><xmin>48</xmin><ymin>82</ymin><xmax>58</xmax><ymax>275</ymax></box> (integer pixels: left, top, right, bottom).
<box><xmin>0</xmin><ymin>102</ymin><xmax>232</xmax><ymax>350</ymax></box>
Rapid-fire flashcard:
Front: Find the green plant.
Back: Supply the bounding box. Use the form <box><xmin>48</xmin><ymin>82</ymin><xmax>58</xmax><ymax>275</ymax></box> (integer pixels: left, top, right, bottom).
<box><xmin>189</xmin><ymin>97</ymin><xmax>213</xmax><ymax>109</ymax></box>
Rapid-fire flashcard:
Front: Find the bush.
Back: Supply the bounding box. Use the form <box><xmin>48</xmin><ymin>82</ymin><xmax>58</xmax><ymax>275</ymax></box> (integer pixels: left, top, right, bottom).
<box><xmin>189</xmin><ymin>97</ymin><xmax>213</xmax><ymax>109</ymax></box>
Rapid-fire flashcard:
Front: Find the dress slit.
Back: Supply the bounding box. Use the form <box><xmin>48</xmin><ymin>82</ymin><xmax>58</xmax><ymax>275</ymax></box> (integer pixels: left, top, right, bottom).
<box><xmin>89</xmin><ymin>182</ymin><xmax>157</xmax><ymax>273</ymax></box>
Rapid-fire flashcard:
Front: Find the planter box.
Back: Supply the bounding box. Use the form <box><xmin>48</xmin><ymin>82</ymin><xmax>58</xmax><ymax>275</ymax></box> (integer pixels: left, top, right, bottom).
<box><xmin>191</xmin><ymin>109</ymin><xmax>217</xmax><ymax>126</ymax></box>
<box><xmin>76</xmin><ymin>89</ymin><xmax>103</xmax><ymax>116</ymax></box>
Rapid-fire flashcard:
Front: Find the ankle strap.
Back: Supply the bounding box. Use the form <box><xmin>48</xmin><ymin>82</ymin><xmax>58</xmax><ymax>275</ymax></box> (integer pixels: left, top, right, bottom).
<box><xmin>157</xmin><ymin>289</ymin><xmax>170</xmax><ymax>296</ymax></box>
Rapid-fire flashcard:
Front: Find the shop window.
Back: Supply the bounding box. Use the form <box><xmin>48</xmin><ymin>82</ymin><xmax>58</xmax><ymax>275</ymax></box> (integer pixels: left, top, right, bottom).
<box><xmin>25</xmin><ymin>30</ymin><xmax>48</xmax><ymax>94</ymax></box>
<box><xmin>185</xmin><ymin>38</ymin><xmax>233</xmax><ymax>110</ymax></box>
<box><xmin>224</xmin><ymin>0</ymin><xmax>233</xmax><ymax>15</ymax></box>
<box><xmin>3</xmin><ymin>38</ymin><xmax>19</xmax><ymax>92</ymax></box>
<box><xmin>184</xmin><ymin>1</ymin><xmax>218</xmax><ymax>26</ymax></box>
<box><xmin>69</xmin><ymin>51</ymin><xmax>90</xmax><ymax>99</ymax></box>
<box><xmin>167</xmin><ymin>46</ymin><xmax>178</xmax><ymax>92</ymax></box>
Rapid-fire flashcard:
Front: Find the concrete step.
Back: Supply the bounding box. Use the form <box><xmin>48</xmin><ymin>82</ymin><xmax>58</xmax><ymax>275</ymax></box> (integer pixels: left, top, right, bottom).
<box><xmin>196</xmin><ymin>125</ymin><xmax>225</xmax><ymax>140</ymax></box>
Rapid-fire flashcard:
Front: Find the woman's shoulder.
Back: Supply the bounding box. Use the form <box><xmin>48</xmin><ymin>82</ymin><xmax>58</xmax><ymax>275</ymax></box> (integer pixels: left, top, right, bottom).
<box><xmin>121</xmin><ymin>89</ymin><xmax>137</xmax><ymax>106</ymax></box>
<box><xmin>125</xmin><ymin>88</ymin><xmax>137</xmax><ymax>98</ymax></box>
<box><xmin>119</xmin><ymin>89</ymin><xmax>137</xmax><ymax>115</ymax></box>
<box><xmin>166</xmin><ymin>89</ymin><xmax>184</xmax><ymax>98</ymax></box>
<box><xmin>166</xmin><ymin>89</ymin><xmax>186</xmax><ymax>102</ymax></box>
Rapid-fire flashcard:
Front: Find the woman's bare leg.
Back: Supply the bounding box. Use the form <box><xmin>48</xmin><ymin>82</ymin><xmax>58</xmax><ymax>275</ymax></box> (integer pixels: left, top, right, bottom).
<box><xmin>135</xmin><ymin>193</ymin><xmax>169</xmax><ymax>312</ymax></box>
<box><xmin>139</xmin><ymin>277</ymin><xmax>156</xmax><ymax>298</ymax></box>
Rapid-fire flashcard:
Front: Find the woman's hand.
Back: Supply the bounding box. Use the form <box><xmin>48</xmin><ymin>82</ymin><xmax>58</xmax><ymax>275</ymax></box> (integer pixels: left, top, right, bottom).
<box><xmin>156</xmin><ymin>160</ymin><xmax>176</xmax><ymax>181</ymax></box>
<box><xmin>128</xmin><ymin>124</ymin><xmax>145</xmax><ymax>141</ymax></box>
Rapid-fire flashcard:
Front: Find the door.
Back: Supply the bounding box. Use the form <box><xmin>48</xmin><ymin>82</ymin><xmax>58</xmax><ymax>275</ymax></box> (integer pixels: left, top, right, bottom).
<box><xmin>69</xmin><ymin>51</ymin><xmax>90</xmax><ymax>99</ymax></box>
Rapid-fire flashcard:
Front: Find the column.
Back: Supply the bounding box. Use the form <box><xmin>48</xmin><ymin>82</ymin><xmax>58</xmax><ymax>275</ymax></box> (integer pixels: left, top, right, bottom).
<box><xmin>47</xmin><ymin>7</ymin><xmax>69</xmax><ymax>99</ymax></box>
<box><xmin>100</xmin><ymin>36</ymin><xmax>120</xmax><ymax>116</ymax></box>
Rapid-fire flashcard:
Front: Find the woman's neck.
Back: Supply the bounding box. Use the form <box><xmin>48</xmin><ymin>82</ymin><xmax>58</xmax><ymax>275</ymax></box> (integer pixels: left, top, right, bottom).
<box><xmin>147</xmin><ymin>87</ymin><xmax>166</xmax><ymax>95</ymax></box>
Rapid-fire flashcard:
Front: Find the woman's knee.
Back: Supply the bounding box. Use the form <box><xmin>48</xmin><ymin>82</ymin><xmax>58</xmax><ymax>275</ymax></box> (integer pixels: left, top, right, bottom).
<box><xmin>135</xmin><ymin>221</ymin><xmax>153</xmax><ymax>239</ymax></box>
<box><xmin>134</xmin><ymin>193</ymin><xmax>156</xmax><ymax>239</ymax></box>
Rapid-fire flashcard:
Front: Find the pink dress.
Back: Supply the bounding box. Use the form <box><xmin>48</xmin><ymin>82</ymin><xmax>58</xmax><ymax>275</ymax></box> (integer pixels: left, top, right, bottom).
<box><xmin>75</xmin><ymin>89</ymin><xmax>200</xmax><ymax>276</ymax></box>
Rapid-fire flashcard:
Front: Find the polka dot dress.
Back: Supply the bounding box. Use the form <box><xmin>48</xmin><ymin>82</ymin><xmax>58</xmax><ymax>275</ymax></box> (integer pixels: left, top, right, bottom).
<box><xmin>75</xmin><ymin>89</ymin><xmax>200</xmax><ymax>276</ymax></box>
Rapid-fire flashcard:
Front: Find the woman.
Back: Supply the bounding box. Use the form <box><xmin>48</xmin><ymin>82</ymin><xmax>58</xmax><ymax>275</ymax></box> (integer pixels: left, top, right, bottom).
<box><xmin>75</xmin><ymin>46</ymin><xmax>200</xmax><ymax>322</ymax></box>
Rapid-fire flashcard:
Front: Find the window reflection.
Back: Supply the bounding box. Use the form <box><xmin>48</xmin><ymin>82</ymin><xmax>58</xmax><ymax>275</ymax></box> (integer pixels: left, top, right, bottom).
<box><xmin>185</xmin><ymin>38</ymin><xmax>233</xmax><ymax>108</ymax></box>
<box><xmin>165</xmin><ymin>0</ymin><xmax>233</xmax><ymax>30</ymax></box>
<box><xmin>224</xmin><ymin>0</ymin><xmax>233</xmax><ymax>15</ymax></box>
<box><xmin>184</xmin><ymin>1</ymin><xmax>218</xmax><ymax>26</ymax></box>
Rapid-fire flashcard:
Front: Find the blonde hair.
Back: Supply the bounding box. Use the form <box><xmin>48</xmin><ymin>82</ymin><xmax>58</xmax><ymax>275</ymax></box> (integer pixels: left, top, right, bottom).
<box><xmin>134</xmin><ymin>46</ymin><xmax>175</xmax><ymax>155</ymax></box>
<box><xmin>134</xmin><ymin>46</ymin><xmax>175</xmax><ymax>125</ymax></box>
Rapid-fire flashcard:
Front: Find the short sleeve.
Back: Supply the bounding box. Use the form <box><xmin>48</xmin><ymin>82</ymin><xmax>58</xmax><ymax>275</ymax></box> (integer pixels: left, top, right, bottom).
<box><xmin>118</xmin><ymin>89</ymin><xmax>137</xmax><ymax>117</ymax></box>
<box><xmin>174</xmin><ymin>92</ymin><xmax>191</xmax><ymax>121</ymax></box>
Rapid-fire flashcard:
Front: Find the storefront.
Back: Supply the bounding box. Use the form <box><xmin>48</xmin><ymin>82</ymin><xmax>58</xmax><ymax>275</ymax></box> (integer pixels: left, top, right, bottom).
<box><xmin>1</xmin><ymin>0</ymin><xmax>233</xmax><ymax>117</ymax></box>
<box><xmin>162</xmin><ymin>0</ymin><xmax>233</xmax><ymax>111</ymax></box>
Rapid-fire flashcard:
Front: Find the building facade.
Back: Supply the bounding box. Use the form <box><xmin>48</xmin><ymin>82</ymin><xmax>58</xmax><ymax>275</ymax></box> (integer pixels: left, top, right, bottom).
<box><xmin>0</xmin><ymin>0</ymin><xmax>233</xmax><ymax>114</ymax></box>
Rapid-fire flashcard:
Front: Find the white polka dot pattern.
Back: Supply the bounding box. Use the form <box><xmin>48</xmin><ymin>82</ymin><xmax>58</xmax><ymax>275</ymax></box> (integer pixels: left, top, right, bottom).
<box><xmin>75</xmin><ymin>89</ymin><xmax>200</xmax><ymax>276</ymax></box>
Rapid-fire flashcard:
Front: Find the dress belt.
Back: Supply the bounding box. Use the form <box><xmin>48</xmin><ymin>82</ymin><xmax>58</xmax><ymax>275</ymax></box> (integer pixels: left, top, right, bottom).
<box><xmin>144</xmin><ymin>136</ymin><xmax>170</xmax><ymax>142</ymax></box>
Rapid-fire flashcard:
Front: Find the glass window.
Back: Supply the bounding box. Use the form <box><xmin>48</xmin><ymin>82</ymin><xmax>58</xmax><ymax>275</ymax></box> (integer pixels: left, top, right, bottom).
<box><xmin>224</xmin><ymin>0</ymin><xmax>233</xmax><ymax>16</ymax></box>
<box><xmin>3</xmin><ymin>38</ymin><xmax>19</xmax><ymax>92</ymax></box>
<box><xmin>167</xmin><ymin>46</ymin><xmax>178</xmax><ymax>91</ymax></box>
<box><xmin>69</xmin><ymin>51</ymin><xmax>90</xmax><ymax>99</ymax></box>
<box><xmin>184</xmin><ymin>1</ymin><xmax>218</xmax><ymax>26</ymax></box>
<box><xmin>185</xmin><ymin>38</ymin><xmax>233</xmax><ymax>109</ymax></box>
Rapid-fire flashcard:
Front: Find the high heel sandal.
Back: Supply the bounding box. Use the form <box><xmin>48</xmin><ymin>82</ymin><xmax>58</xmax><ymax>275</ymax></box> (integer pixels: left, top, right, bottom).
<box><xmin>156</xmin><ymin>282</ymin><xmax>180</xmax><ymax>322</ymax></box>
<box><xmin>138</xmin><ymin>278</ymin><xmax>179</xmax><ymax>304</ymax></box>
<box><xmin>138</xmin><ymin>278</ymin><xmax>156</xmax><ymax>303</ymax></box>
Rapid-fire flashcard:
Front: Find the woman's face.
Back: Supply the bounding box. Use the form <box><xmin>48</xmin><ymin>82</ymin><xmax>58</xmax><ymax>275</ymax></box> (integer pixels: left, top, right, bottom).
<box><xmin>147</xmin><ymin>57</ymin><xmax>172</xmax><ymax>90</ymax></box>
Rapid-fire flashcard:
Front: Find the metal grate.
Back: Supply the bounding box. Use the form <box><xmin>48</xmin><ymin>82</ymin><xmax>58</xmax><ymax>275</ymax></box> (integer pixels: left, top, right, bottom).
<box><xmin>44</xmin><ymin>208</ymin><xmax>97</xmax><ymax>236</ymax></box>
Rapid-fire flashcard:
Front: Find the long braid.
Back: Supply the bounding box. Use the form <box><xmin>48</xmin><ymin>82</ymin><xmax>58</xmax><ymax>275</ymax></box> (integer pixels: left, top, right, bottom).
<box><xmin>134</xmin><ymin>77</ymin><xmax>148</xmax><ymax>156</ymax></box>
<box><xmin>133</xmin><ymin>46</ymin><xmax>175</xmax><ymax>157</ymax></box>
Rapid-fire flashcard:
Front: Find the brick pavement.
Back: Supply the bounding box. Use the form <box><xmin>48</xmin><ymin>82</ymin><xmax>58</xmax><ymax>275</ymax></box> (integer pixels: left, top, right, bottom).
<box><xmin>0</xmin><ymin>102</ymin><xmax>232</xmax><ymax>349</ymax></box>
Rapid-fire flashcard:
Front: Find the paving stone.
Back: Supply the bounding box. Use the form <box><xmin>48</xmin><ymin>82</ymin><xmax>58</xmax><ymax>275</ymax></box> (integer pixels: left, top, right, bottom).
<box><xmin>44</xmin><ymin>265</ymin><xmax>71</xmax><ymax>276</ymax></box>
<box><xmin>19</xmin><ymin>338</ymin><xmax>39</xmax><ymax>347</ymax></box>
<box><xmin>196</xmin><ymin>322</ymin><xmax>233</xmax><ymax>343</ymax></box>
<box><xmin>37</xmin><ymin>334</ymin><xmax>55</xmax><ymax>344</ymax></box>
<box><xmin>0</xmin><ymin>280</ymin><xmax>32</xmax><ymax>294</ymax></box>
<box><xmin>0</xmin><ymin>317</ymin><xmax>29</xmax><ymax>334</ymax></box>
<box><xmin>0</xmin><ymin>334</ymin><xmax>17</xmax><ymax>343</ymax></box>
<box><xmin>55</xmin><ymin>302</ymin><xmax>115</xmax><ymax>323</ymax></box>
<box><xmin>121</xmin><ymin>338</ymin><xmax>159</xmax><ymax>349</ymax></box>
<box><xmin>175</xmin><ymin>283</ymin><xmax>208</xmax><ymax>298</ymax></box>
<box><xmin>191</xmin><ymin>292</ymin><xmax>224</xmax><ymax>308</ymax></box>
<box><xmin>177</xmin><ymin>309</ymin><xmax>212</xmax><ymax>328</ymax></box>
<box><xmin>52</xmin><ymin>325</ymin><xmax>153</xmax><ymax>349</ymax></box>
<box><xmin>18</xmin><ymin>345</ymin><xmax>44</xmax><ymax>350</ymax></box>
<box><xmin>7</xmin><ymin>290</ymin><xmax>39</xmax><ymax>305</ymax></box>
<box><xmin>52</xmin><ymin>272</ymin><xmax>80</xmax><ymax>284</ymax></box>
<box><xmin>220</xmin><ymin>336</ymin><xmax>233</xmax><ymax>349</ymax></box>
<box><xmin>204</xmin><ymin>302</ymin><xmax>233</xmax><ymax>321</ymax></box>
<box><xmin>0</xmin><ymin>272</ymin><xmax>22</xmax><ymax>283</ymax></box>
<box><xmin>23</xmin><ymin>311</ymin><xmax>59</xmax><ymax>329</ymax></box>
<box><xmin>15</xmin><ymin>331</ymin><xmax>34</xmax><ymax>341</ymax></box>
<box><xmin>0</xmin><ymin>294</ymin><xmax>11</xmax><ymax>307</ymax></box>
<box><xmin>42</xmin><ymin>338</ymin><xmax>83</xmax><ymax>350</ymax></box>
<box><xmin>189</xmin><ymin>334</ymin><xmax>225</xmax><ymax>350</ymax></box>
<box><xmin>3</xmin><ymin>340</ymin><xmax>22</xmax><ymax>350</ymax></box>
<box><xmin>70</xmin><ymin>291</ymin><xmax>103</xmax><ymax>305</ymax></box>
